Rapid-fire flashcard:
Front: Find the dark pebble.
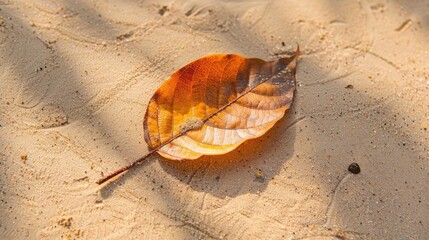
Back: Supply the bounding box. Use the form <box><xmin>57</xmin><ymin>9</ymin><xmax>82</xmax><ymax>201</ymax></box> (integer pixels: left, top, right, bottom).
<box><xmin>348</xmin><ymin>163</ymin><xmax>361</xmax><ymax>174</ymax></box>
<box><xmin>159</xmin><ymin>6</ymin><xmax>168</xmax><ymax>16</ymax></box>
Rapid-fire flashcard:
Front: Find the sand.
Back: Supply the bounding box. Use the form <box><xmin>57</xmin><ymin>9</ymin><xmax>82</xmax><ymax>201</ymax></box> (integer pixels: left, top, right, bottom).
<box><xmin>0</xmin><ymin>0</ymin><xmax>428</xmax><ymax>239</ymax></box>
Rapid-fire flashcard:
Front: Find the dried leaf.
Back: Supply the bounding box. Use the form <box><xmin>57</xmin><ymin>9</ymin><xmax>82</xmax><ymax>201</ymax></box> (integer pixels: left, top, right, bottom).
<box><xmin>97</xmin><ymin>48</ymin><xmax>299</xmax><ymax>184</ymax></box>
<box><xmin>144</xmin><ymin>48</ymin><xmax>299</xmax><ymax>160</ymax></box>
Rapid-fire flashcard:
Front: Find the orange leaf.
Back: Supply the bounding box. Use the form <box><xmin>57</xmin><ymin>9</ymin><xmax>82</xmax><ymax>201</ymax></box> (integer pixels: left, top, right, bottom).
<box><xmin>97</xmin><ymin>48</ymin><xmax>299</xmax><ymax>184</ymax></box>
<box><xmin>144</xmin><ymin>48</ymin><xmax>299</xmax><ymax>160</ymax></box>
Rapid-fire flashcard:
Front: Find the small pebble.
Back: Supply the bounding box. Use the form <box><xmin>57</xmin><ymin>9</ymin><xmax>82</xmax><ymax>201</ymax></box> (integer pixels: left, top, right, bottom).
<box><xmin>255</xmin><ymin>169</ymin><xmax>265</xmax><ymax>183</ymax></box>
<box><xmin>348</xmin><ymin>163</ymin><xmax>361</xmax><ymax>174</ymax></box>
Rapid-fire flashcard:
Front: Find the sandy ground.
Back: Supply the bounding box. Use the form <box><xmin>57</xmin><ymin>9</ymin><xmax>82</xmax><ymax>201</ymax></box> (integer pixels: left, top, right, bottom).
<box><xmin>0</xmin><ymin>0</ymin><xmax>428</xmax><ymax>239</ymax></box>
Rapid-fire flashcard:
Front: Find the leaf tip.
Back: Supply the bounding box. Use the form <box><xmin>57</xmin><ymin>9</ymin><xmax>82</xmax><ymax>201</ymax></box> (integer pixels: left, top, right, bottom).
<box><xmin>295</xmin><ymin>44</ymin><xmax>300</xmax><ymax>58</ymax></box>
<box><xmin>286</xmin><ymin>44</ymin><xmax>300</xmax><ymax>73</ymax></box>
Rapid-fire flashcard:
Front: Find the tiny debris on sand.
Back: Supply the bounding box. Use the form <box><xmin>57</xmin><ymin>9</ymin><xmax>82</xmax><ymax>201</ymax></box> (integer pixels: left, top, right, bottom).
<box><xmin>179</xmin><ymin>117</ymin><xmax>204</xmax><ymax>133</ymax></box>
<box><xmin>255</xmin><ymin>169</ymin><xmax>265</xmax><ymax>183</ymax></box>
<box><xmin>57</xmin><ymin>217</ymin><xmax>72</xmax><ymax>228</ymax></box>
<box><xmin>20</xmin><ymin>154</ymin><xmax>28</xmax><ymax>161</ymax></box>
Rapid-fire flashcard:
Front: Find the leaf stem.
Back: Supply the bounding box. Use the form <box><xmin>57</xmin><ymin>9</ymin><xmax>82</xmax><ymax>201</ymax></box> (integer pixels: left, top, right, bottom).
<box><xmin>96</xmin><ymin>151</ymin><xmax>156</xmax><ymax>185</ymax></box>
<box><xmin>96</xmin><ymin>128</ymin><xmax>187</xmax><ymax>184</ymax></box>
